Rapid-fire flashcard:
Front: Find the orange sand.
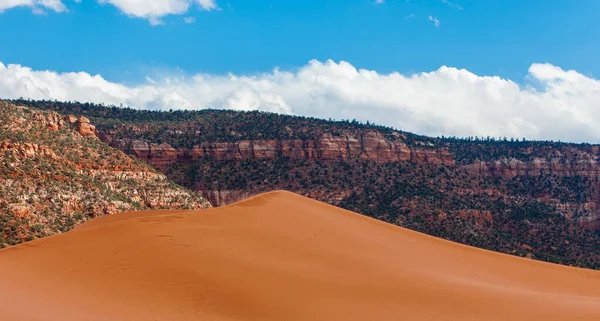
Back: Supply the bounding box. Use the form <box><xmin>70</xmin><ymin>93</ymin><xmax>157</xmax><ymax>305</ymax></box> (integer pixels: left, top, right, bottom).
<box><xmin>1</xmin><ymin>191</ymin><xmax>600</xmax><ymax>321</ymax></box>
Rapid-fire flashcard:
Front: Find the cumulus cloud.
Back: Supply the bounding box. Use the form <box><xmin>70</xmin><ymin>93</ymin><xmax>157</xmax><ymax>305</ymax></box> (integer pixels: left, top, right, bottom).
<box><xmin>0</xmin><ymin>0</ymin><xmax>66</xmax><ymax>13</ymax></box>
<box><xmin>98</xmin><ymin>0</ymin><xmax>217</xmax><ymax>24</ymax></box>
<box><xmin>1</xmin><ymin>60</ymin><xmax>600</xmax><ymax>142</ymax></box>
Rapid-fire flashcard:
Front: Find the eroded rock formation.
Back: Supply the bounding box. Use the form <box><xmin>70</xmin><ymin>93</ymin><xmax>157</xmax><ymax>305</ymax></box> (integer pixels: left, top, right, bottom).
<box><xmin>102</xmin><ymin>131</ymin><xmax>454</xmax><ymax>169</ymax></box>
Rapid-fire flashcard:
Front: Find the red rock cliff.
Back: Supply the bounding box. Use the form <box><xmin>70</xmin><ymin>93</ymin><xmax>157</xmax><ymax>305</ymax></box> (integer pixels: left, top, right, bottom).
<box><xmin>100</xmin><ymin>130</ymin><xmax>454</xmax><ymax>169</ymax></box>
<box><xmin>464</xmin><ymin>147</ymin><xmax>600</xmax><ymax>179</ymax></box>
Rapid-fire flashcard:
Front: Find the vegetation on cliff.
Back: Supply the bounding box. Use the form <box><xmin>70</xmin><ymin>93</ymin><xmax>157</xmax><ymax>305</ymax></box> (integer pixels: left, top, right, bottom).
<box><xmin>0</xmin><ymin>101</ymin><xmax>210</xmax><ymax>248</ymax></box>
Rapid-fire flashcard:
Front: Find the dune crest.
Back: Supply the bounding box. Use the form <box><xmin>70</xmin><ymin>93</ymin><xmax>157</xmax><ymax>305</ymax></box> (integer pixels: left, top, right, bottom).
<box><xmin>1</xmin><ymin>190</ymin><xmax>600</xmax><ymax>321</ymax></box>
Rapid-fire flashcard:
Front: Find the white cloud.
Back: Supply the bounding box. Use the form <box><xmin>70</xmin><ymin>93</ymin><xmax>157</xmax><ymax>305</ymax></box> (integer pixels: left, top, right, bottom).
<box><xmin>2</xmin><ymin>60</ymin><xmax>600</xmax><ymax>143</ymax></box>
<box><xmin>0</xmin><ymin>0</ymin><xmax>217</xmax><ymax>24</ymax></box>
<box><xmin>183</xmin><ymin>16</ymin><xmax>195</xmax><ymax>23</ymax></box>
<box><xmin>97</xmin><ymin>0</ymin><xmax>217</xmax><ymax>24</ymax></box>
<box><xmin>196</xmin><ymin>0</ymin><xmax>216</xmax><ymax>10</ymax></box>
<box><xmin>0</xmin><ymin>0</ymin><xmax>66</xmax><ymax>13</ymax></box>
<box><xmin>428</xmin><ymin>15</ymin><xmax>440</xmax><ymax>27</ymax></box>
<box><xmin>37</xmin><ymin>0</ymin><xmax>65</xmax><ymax>10</ymax></box>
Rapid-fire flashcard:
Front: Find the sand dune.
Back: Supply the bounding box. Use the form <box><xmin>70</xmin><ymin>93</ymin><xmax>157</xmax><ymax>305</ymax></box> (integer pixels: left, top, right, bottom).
<box><xmin>1</xmin><ymin>191</ymin><xmax>600</xmax><ymax>321</ymax></box>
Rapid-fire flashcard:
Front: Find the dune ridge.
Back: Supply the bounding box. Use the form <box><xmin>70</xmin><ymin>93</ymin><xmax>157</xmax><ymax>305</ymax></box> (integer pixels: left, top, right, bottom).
<box><xmin>1</xmin><ymin>190</ymin><xmax>600</xmax><ymax>321</ymax></box>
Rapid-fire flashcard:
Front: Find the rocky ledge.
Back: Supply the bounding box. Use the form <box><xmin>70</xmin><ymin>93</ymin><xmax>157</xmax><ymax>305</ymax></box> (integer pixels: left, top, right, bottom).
<box><xmin>101</xmin><ymin>131</ymin><xmax>454</xmax><ymax>169</ymax></box>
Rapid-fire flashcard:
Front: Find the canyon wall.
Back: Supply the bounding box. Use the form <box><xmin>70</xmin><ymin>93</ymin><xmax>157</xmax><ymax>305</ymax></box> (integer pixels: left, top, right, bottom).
<box><xmin>99</xmin><ymin>131</ymin><xmax>454</xmax><ymax>169</ymax></box>
<box><xmin>465</xmin><ymin>147</ymin><xmax>600</xmax><ymax>179</ymax></box>
<box><xmin>100</xmin><ymin>131</ymin><xmax>600</xmax><ymax>181</ymax></box>
<box><xmin>97</xmin><ymin>128</ymin><xmax>600</xmax><ymax>230</ymax></box>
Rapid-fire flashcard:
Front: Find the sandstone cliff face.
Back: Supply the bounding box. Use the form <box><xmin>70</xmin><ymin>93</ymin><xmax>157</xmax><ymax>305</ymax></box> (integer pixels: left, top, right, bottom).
<box><xmin>102</xmin><ymin>131</ymin><xmax>455</xmax><ymax>169</ymax></box>
<box><xmin>545</xmin><ymin>201</ymin><xmax>600</xmax><ymax>230</ymax></box>
<box><xmin>460</xmin><ymin>150</ymin><xmax>600</xmax><ymax>228</ymax></box>
<box><xmin>97</xmin><ymin>126</ymin><xmax>600</xmax><ymax>230</ymax></box>
<box><xmin>465</xmin><ymin>148</ymin><xmax>600</xmax><ymax>179</ymax></box>
<box><xmin>0</xmin><ymin>102</ymin><xmax>210</xmax><ymax>248</ymax></box>
<box><xmin>99</xmin><ymin>126</ymin><xmax>600</xmax><ymax>182</ymax></box>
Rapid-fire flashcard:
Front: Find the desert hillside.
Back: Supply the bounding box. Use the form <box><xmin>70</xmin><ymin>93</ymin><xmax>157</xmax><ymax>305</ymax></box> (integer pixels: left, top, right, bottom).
<box><xmin>1</xmin><ymin>191</ymin><xmax>599</xmax><ymax>321</ymax></box>
<box><xmin>16</xmin><ymin>99</ymin><xmax>600</xmax><ymax>269</ymax></box>
<box><xmin>0</xmin><ymin>101</ymin><xmax>210</xmax><ymax>247</ymax></box>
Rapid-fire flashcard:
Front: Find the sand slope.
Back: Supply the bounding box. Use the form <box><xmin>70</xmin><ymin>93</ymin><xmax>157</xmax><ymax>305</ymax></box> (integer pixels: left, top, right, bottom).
<box><xmin>1</xmin><ymin>191</ymin><xmax>600</xmax><ymax>321</ymax></box>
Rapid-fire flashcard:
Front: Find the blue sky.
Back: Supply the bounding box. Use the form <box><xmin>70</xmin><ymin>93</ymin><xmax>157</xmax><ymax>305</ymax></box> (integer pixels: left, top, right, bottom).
<box><xmin>1</xmin><ymin>0</ymin><xmax>600</xmax><ymax>142</ymax></box>
<box><xmin>0</xmin><ymin>0</ymin><xmax>598</xmax><ymax>82</ymax></box>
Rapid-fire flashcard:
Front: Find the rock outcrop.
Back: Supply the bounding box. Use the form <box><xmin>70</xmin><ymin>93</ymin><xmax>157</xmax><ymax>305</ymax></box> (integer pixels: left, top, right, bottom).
<box><xmin>103</xmin><ymin>131</ymin><xmax>454</xmax><ymax>169</ymax></box>
<box><xmin>75</xmin><ymin>116</ymin><xmax>96</xmax><ymax>137</ymax></box>
<box><xmin>63</xmin><ymin>114</ymin><xmax>97</xmax><ymax>137</ymax></box>
<box><xmin>0</xmin><ymin>141</ymin><xmax>58</xmax><ymax>160</ymax></box>
<box><xmin>465</xmin><ymin>148</ymin><xmax>600</xmax><ymax>179</ymax></box>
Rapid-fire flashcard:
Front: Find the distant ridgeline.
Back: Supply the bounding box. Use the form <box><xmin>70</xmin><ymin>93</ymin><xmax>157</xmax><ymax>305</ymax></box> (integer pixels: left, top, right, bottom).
<box><xmin>11</xmin><ymin>98</ymin><xmax>600</xmax><ymax>269</ymax></box>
